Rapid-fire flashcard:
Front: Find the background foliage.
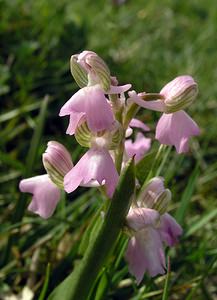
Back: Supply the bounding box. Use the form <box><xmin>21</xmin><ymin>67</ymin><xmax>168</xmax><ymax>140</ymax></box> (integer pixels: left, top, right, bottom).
<box><xmin>0</xmin><ymin>0</ymin><xmax>216</xmax><ymax>299</ymax></box>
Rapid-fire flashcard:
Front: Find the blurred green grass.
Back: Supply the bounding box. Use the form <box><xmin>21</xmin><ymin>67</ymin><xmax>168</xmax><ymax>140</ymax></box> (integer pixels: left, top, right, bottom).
<box><xmin>0</xmin><ymin>0</ymin><xmax>216</xmax><ymax>299</ymax></box>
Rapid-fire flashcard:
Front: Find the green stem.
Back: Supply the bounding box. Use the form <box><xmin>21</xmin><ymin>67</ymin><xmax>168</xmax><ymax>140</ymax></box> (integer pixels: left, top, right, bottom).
<box><xmin>115</xmin><ymin>140</ymin><xmax>125</xmax><ymax>174</ymax></box>
<box><xmin>123</xmin><ymin>103</ymin><xmax>139</xmax><ymax>130</ymax></box>
<box><xmin>48</xmin><ymin>159</ymin><xmax>135</xmax><ymax>300</ymax></box>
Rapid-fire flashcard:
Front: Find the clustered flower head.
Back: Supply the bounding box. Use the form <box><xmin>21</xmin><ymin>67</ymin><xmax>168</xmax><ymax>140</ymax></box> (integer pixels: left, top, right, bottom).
<box><xmin>19</xmin><ymin>50</ymin><xmax>200</xmax><ymax>284</ymax></box>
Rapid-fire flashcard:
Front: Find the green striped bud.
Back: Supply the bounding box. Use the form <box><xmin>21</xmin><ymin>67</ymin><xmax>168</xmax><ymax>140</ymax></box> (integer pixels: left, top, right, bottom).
<box><xmin>77</xmin><ymin>51</ymin><xmax>111</xmax><ymax>92</ymax></box>
<box><xmin>161</xmin><ymin>75</ymin><xmax>198</xmax><ymax>113</ymax></box>
<box><xmin>42</xmin><ymin>141</ymin><xmax>73</xmax><ymax>189</ymax></box>
<box><xmin>70</xmin><ymin>55</ymin><xmax>88</xmax><ymax>88</ymax></box>
<box><xmin>138</xmin><ymin>177</ymin><xmax>171</xmax><ymax>214</ymax></box>
<box><xmin>152</xmin><ymin>189</ymin><xmax>171</xmax><ymax>215</ymax></box>
<box><xmin>75</xmin><ymin>120</ymin><xmax>123</xmax><ymax>150</ymax></box>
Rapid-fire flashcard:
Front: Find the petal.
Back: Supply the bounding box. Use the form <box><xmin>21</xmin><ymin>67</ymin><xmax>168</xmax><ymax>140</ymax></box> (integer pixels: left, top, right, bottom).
<box><xmin>125</xmin><ymin>132</ymin><xmax>151</xmax><ymax>162</ymax></box>
<box><xmin>125</xmin><ymin>236</ymin><xmax>147</xmax><ymax>284</ymax></box>
<box><xmin>108</xmin><ymin>84</ymin><xmax>132</xmax><ymax>94</ymax></box>
<box><xmin>160</xmin><ymin>213</ymin><xmax>183</xmax><ymax>246</ymax></box>
<box><xmin>64</xmin><ymin>148</ymin><xmax>118</xmax><ymax>197</ymax></box>
<box><xmin>59</xmin><ymin>88</ymin><xmax>87</xmax><ymax>116</ymax></box>
<box><xmin>128</xmin><ymin>91</ymin><xmax>166</xmax><ymax>112</ymax></box>
<box><xmin>126</xmin><ymin>227</ymin><xmax>166</xmax><ymax>283</ymax></box>
<box><xmin>156</xmin><ymin>110</ymin><xmax>200</xmax><ymax>153</ymax></box>
<box><xmin>129</xmin><ymin>118</ymin><xmax>150</xmax><ymax>131</ymax></box>
<box><xmin>85</xmin><ymin>86</ymin><xmax>114</xmax><ymax>132</ymax></box>
<box><xmin>66</xmin><ymin>112</ymin><xmax>85</xmax><ymax>135</ymax></box>
<box><xmin>19</xmin><ymin>175</ymin><xmax>61</xmax><ymax>219</ymax></box>
<box><xmin>126</xmin><ymin>208</ymin><xmax>160</xmax><ymax>231</ymax></box>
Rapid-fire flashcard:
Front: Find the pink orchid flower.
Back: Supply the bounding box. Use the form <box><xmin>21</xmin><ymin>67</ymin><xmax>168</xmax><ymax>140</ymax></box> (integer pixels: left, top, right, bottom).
<box><xmin>20</xmin><ymin>141</ymin><xmax>73</xmax><ymax>218</ymax></box>
<box><xmin>60</xmin><ymin>84</ymin><xmax>131</xmax><ymax>135</ymax></box>
<box><xmin>125</xmin><ymin>208</ymin><xmax>182</xmax><ymax>283</ymax></box>
<box><xmin>19</xmin><ymin>175</ymin><xmax>61</xmax><ymax>219</ymax></box>
<box><xmin>125</xmin><ymin>208</ymin><xmax>166</xmax><ymax>283</ymax></box>
<box><xmin>64</xmin><ymin>147</ymin><xmax>119</xmax><ymax>198</ymax></box>
<box><xmin>125</xmin><ymin>177</ymin><xmax>182</xmax><ymax>283</ymax></box>
<box><xmin>128</xmin><ymin>76</ymin><xmax>200</xmax><ymax>153</ymax></box>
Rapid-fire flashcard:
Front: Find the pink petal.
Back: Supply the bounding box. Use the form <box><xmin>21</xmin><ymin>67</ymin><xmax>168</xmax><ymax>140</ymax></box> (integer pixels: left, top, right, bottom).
<box><xmin>59</xmin><ymin>88</ymin><xmax>86</xmax><ymax>116</ymax></box>
<box><xmin>64</xmin><ymin>148</ymin><xmax>118</xmax><ymax>198</ymax></box>
<box><xmin>125</xmin><ymin>132</ymin><xmax>151</xmax><ymax>162</ymax></box>
<box><xmin>126</xmin><ymin>227</ymin><xmax>166</xmax><ymax>283</ymax></box>
<box><xmin>59</xmin><ymin>86</ymin><xmax>115</xmax><ymax>133</ymax></box>
<box><xmin>156</xmin><ymin>110</ymin><xmax>200</xmax><ymax>153</ymax></box>
<box><xmin>84</xmin><ymin>86</ymin><xmax>114</xmax><ymax>132</ymax></box>
<box><xmin>108</xmin><ymin>84</ymin><xmax>132</xmax><ymax>94</ymax></box>
<box><xmin>126</xmin><ymin>208</ymin><xmax>160</xmax><ymax>231</ymax></box>
<box><xmin>128</xmin><ymin>91</ymin><xmax>166</xmax><ymax>112</ymax></box>
<box><xmin>66</xmin><ymin>112</ymin><xmax>85</xmax><ymax>135</ymax></box>
<box><xmin>19</xmin><ymin>175</ymin><xmax>61</xmax><ymax>219</ymax></box>
<box><xmin>129</xmin><ymin>118</ymin><xmax>150</xmax><ymax>131</ymax></box>
<box><xmin>160</xmin><ymin>213</ymin><xmax>183</xmax><ymax>246</ymax></box>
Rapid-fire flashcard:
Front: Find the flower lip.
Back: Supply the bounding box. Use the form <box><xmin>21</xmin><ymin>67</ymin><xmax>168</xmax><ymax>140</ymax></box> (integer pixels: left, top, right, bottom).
<box><xmin>64</xmin><ymin>147</ymin><xmax>119</xmax><ymax>198</ymax></box>
<box><xmin>59</xmin><ymin>85</ymin><xmax>115</xmax><ymax>134</ymax></box>
<box><xmin>19</xmin><ymin>174</ymin><xmax>61</xmax><ymax>219</ymax></box>
<box><xmin>155</xmin><ymin>110</ymin><xmax>200</xmax><ymax>153</ymax></box>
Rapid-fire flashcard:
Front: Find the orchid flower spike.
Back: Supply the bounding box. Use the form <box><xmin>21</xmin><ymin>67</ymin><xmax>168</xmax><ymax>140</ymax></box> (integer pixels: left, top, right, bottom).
<box><xmin>128</xmin><ymin>76</ymin><xmax>200</xmax><ymax>153</ymax></box>
<box><xmin>20</xmin><ymin>141</ymin><xmax>73</xmax><ymax>218</ymax></box>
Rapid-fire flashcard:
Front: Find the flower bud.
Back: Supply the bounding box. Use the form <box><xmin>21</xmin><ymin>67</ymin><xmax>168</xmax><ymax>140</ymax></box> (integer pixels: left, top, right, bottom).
<box><xmin>160</xmin><ymin>75</ymin><xmax>198</xmax><ymax>113</ymax></box>
<box><xmin>77</xmin><ymin>50</ymin><xmax>111</xmax><ymax>92</ymax></box>
<box><xmin>75</xmin><ymin>120</ymin><xmax>123</xmax><ymax>150</ymax></box>
<box><xmin>138</xmin><ymin>177</ymin><xmax>171</xmax><ymax>214</ymax></box>
<box><xmin>70</xmin><ymin>55</ymin><xmax>88</xmax><ymax>88</ymax></box>
<box><xmin>42</xmin><ymin>141</ymin><xmax>73</xmax><ymax>189</ymax></box>
<box><xmin>152</xmin><ymin>189</ymin><xmax>171</xmax><ymax>214</ymax></box>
